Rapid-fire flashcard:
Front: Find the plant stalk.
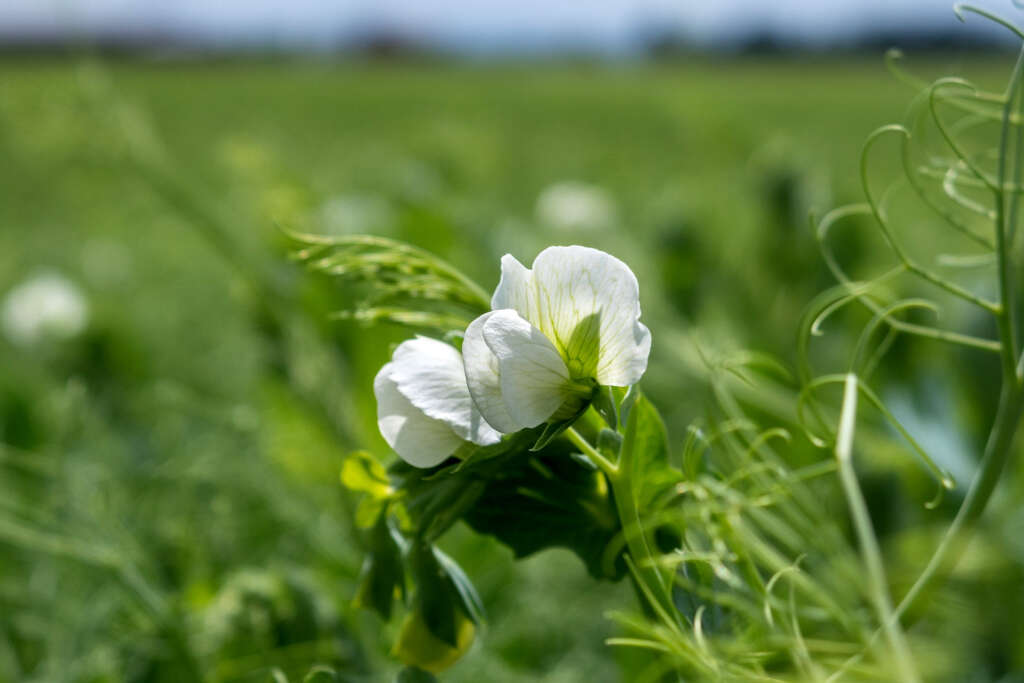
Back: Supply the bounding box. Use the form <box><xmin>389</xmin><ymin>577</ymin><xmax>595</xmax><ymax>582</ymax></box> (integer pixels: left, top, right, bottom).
<box><xmin>565</xmin><ymin>427</ymin><xmax>678</xmax><ymax>622</ymax></box>
<box><xmin>835</xmin><ymin>374</ymin><xmax>920</xmax><ymax>683</ymax></box>
<box><xmin>895</xmin><ymin>383</ymin><xmax>1023</xmax><ymax>619</ymax></box>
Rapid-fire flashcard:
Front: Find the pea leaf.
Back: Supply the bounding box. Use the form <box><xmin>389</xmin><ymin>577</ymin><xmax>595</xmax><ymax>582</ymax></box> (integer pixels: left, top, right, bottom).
<box><xmin>410</xmin><ymin>543</ymin><xmax>459</xmax><ymax>647</ymax></box>
<box><xmin>529</xmin><ymin>402</ymin><xmax>590</xmax><ymax>452</ymax></box>
<box><xmin>618</xmin><ymin>384</ymin><xmax>639</xmax><ymax>428</ymax></box>
<box><xmin>621</xmin><ymin>393</ymin><xmax>677</xmax><ymax>512</ymax></box>
<box><xmin>353</xmin><ymin>513</ymin><xmax>405</xmax><ymax>620</ymax></box>
<box><xmin>341</xmin><ymin>450</ymin><xmax>391</xmax><ymax>498</ymax></box>
<box><xmin>462</xmin><ymin>440</ymin><xmax>625</xmax><ymax>580</ymax></box>
<box><xmin>391</xmin><ymin>430</ymin><xmax>626</xmax><ymax>582</ymax></box>
<box><xmin>619</xmin><ymin>392</ymin><xmax>683</xmax><ymax>605</ymax></box>
<box><xmin>433</xmin><ymin>547</ymin><xmax>486</xmax><ymax>626</ymax></box>
<box><xmin>342</xmin><ymin>451</ymin><xmax>393</xmax><ymax>529</ymax></box>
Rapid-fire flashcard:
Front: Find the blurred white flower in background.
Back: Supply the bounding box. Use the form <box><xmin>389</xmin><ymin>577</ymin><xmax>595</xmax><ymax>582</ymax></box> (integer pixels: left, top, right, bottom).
<box><xmin>1</xmin><ymin>271</ymin><xmax>89</xmax><ymax>347</ymax></box>
<box><xmin>535</xmin><ymin>181</ymin><xmax>616</xmax><ymax>231</ymax></box>
<box><xmin>321</xmin><ymin>193</ymin><xmax>396</xmax><ymax>234</ymax></box>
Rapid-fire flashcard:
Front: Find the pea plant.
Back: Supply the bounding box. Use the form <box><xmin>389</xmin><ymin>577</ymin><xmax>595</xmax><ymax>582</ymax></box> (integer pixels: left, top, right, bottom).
<box><xmin>284</xmin><ymin>6</ymin><xmax>1024</xmax><ymax>681</ymax></box>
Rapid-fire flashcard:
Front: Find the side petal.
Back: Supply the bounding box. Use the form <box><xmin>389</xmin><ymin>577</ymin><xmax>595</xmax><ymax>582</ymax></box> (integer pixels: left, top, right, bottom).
<box><xmin>389</xmin><ymin>337</ymin><xmax>501</xmax><ymax>447</ymax></box>
<box><xmin>374</xmin><ymin>363</ymin><xmax>463</xmax><ymax>468</ymax></box>
<box><xmin>598</xmin><ymin>319</ymin><xmax>651</xmax><ymax>387</ymax></box>
<box><xmin>482</xmin><ymin>309</ymin><xmax>572</xmax><ymax>429</ymax></box>
<box><xmin>530</xmin><ymin>245</ymin><xmax>650</xmax><ymax>386</ymax></box>
<box><xmin>490</xmin><ymin>254</ymin><xmax>537</xmax><ymax>323</ymax></box>
<box><xmin>462</xmin><ymin>313</ymin><xmax>521</xmax><ymax>434</ymax></box>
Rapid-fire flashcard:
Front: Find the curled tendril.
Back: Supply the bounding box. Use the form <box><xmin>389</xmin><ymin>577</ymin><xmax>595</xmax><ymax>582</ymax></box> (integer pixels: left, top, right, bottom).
<box><xmin>811</xmin><ymin>205</ymin><xmax>1002</xmax><ymax>353</ymax></box>
<box><xmin>797</xmin><ymin>374</ymin><xmax>956</xmax><ymax>495</ymax></box>
<box><xmin>742</xmin><ymin>428</ymin><xmax>791</xmax><ymax>463</ymax></box>
<box><xmin>935</xmin><ymin>252</ymin><xmax>996</xmax><ymax>268</ymax></box>
<box><xmin>849</xmin><ymin>298</ymin><xmax>940</xmax><ymax>375</ymax></box>
<box><xmin>924</xmin><ymin>481</ymin><xmax>947</xmax><ymax>511</ymax></box>
<box><xmin>681</xmin><ymin>422</ymin><xmax>709</xmax><ymax>476</ymax></box>
<box><xmin>929</xmin><ymin>79</ymin><xmax>999</xmax><ymax>192</ymax></box>
<box><xmin>763</xmin><ymin>556</ymin><xmax>805</xmax><ymax>629</ymax></box>
<box><xmin>861</xmin><ymin>122</ymin><xmax>1000</xmax><ymax>311</ymax></box>
<box><xmin>851</xmin><ymin>384</ymin><xmax>956</xmax><ymax>496</ymax></box>
<box><xmin>954</xmin><ymin>4</ymin><xmax>1024</xmax><ymax>41</ymax></box>
<box><xmin>944</xmin><ymin>161</ymin><xmax>999</xmax><ymax>221</ymax></box>
<box><xmin>916</xmin><ymin>162</ymin><xmax>1024</xmax><ymax>194</ymax></box>
<box><xmin>796</xmin><ymin>374</ymin><xmax>847</xmax><ymax>448</ymax></box>
<box><xmin>900</xmin><ymin>111</ymin><xmax>995</xmax><ymax>249</ymax></box>
<box><xmin>812</xmin><ymin>203</ymin><xmax>878</xmax><ymax>284</ymax></box>
<box><xmin>884</xmin><ymin>49</ymin><xmax>929</xmax><ymax>92</ymax></box>
<box><xmin>797</xmin><ymin>285</ymin><xmax>887</xmax><ymax>445</ymax></box>
<box><xmin>798</xmin><ymin>282</ymin><xmax>894</xmax><ymax>389</ymax></box>
<box><xmin>701</xmin><ymin>418</ymin><xmax>762</xmax><ymax>452</ymax></box>
<box><xmin>999</xmin><ymin>42</ymin><xmax>1024</xmax><ymax>251</ymax></box>
<box><xmin>894</xmin><ymin>54</ymin><xmax>1008</xmax><ymax>124</ymax></box>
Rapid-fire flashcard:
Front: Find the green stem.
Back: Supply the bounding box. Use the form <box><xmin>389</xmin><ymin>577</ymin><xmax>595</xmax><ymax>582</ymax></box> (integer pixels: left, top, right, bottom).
<box><xmin>564</xmin><ymin>427</ymin><xmax>677</xmax><ymax>622</ymax></box>
<box><xmin>835</xmin><ymin>375</ymin><xmax>920</xmax><ymax>683</ymax></box>
<box><xmin>992</xmin><ymin>44</ymin><xmax>1024</xmax><ymax>382</ymax></box>
<box><xmin>565</xmin><ymin>426</ymin><xmax>618</xmax><ymax>476</ymax></box>
<box><xmin>894</xmin><ymin>383</ymin><xmax>1024</xmax><ymax>619</ymax></box>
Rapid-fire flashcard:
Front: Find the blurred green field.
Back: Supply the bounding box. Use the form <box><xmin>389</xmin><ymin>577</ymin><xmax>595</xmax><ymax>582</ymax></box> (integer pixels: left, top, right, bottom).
<box><xmin>1</xmin><ymin>55</ymin><xmax>1021</xmax><ymax>682</ymax></box>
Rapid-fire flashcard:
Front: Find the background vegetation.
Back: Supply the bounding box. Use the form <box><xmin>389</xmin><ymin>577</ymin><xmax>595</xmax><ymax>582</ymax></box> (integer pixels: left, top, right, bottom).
<box><xmin>1</xmin><ymin>54</ymin><xmax>1020</xmax><ymax>681</ymax></box>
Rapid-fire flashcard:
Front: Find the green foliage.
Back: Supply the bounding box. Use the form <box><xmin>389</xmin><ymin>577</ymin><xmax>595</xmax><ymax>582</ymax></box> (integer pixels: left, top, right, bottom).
<box><xmin>288</xmin><ymin>233</ymin><xmax>490</xmax><ymax>332</ymax></box>
<box><xmin>460</xmin><ymin>435</ymin><xmax>625</xmax><ymax>580</ymax></box>
<box><xmin>353</xmin><ymin>514</ymin><xmax>405</xmax><ymax>620</ymax></box>
<box><xmin>529</xmin><ymin>398</ymin><xmax>593</xmax><ymax>452</ymax></box>
<box><xmin>5</xmin><ymin>32</ymin><xmax>1024</xmax><ymax>683</ymax></box>
<box><xmin>620</xmin><ymin>394</ymin><xmax>675</xmax><ymax>513</ymax></box>
<box><xmin>341</xmin><ymin>450</ymin><xmax>394</xmax><ymax>528</ymax></box>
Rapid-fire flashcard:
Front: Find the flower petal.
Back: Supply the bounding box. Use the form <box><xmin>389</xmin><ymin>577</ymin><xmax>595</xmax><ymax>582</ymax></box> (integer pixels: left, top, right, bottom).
<box><xmin>490</xmin><ymin>254</ymin><xmax>537</xmax><ymax>321</ymax></box>
<box><xmin>389</xmin><ymin>337</ymin><xmax>501</xmax><ymax>447</ymax></box>
<box><xmin>482</xmin><ymin>309</ymin><xmax>572</xmax><ymax>428</ymax></box>
<box><xmin>530</xmin><ymin>245</ymin><xmax>650</xmax><ymax>386</ymax></box>
<box><xmin>374</xmin><ymin>363</ymin><xmax>463</xmax><ymax>468</ymax></box>
<box><xmin>462</xmin><ymin>312</ymin><xmax>520</xmax><ymax>433</ymax></box>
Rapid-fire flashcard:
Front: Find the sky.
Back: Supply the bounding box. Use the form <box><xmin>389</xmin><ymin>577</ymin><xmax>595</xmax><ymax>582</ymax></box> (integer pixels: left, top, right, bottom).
<box><xmin>0</xmin><ymin>0</ymin><xmax>1016</xmax><ymax>53</ymax></box>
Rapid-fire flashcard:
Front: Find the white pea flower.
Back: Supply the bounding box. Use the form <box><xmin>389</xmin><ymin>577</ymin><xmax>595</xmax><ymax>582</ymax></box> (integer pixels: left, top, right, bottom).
<box><xmin>1</xmin><ymin>271</ymin><xmax>89</xmax><ymax>348</ymax></box>
<box><xmin>374</xmin><ymin>336</ymin><xmax>501</xmax><ymax>468</ymax></box>
<box><xmin>463</xmin><ymin>246</ymin><xmax>650</xmax><ymax>433</ymax></box>
<box><xmin>320</xmin><ymin>193</ymin><xmax>394</xmax><ymax>234</ymax></box>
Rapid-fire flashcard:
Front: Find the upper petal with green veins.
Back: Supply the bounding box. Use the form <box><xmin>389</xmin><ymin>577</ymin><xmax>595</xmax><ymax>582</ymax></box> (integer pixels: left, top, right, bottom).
<box><xmin>492</xmin><ymin>245</ymin><xmax>651</xmax><ymax>386</ymax></box>
<box><xmin>464</xmin><ymin>309</ymin><xmax>593</xmax><ymax>432</ymax></box>
<box><xmin>465</xmin><ymin>246</ymin><xmax>651</xmax><ymax>434</ymax></box>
